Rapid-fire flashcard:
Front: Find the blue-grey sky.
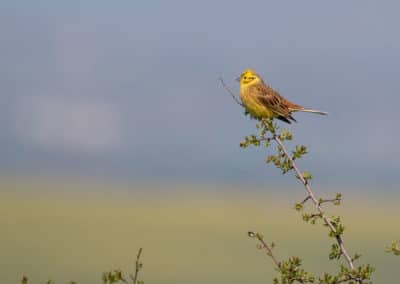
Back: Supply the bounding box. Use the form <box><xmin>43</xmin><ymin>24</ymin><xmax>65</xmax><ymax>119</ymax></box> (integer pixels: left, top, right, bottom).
<box><xmin>1</xmin><ymin>1</ymin><xmax>399</xmax><ymax>189</ymax></box>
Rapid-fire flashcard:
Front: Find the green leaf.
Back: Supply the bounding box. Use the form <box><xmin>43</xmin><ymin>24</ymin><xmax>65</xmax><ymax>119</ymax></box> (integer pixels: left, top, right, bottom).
<box><xmin>294</xmin><ymin>203</ymin><xmax>303</xmax><ymax>211</ymax></box>
<box><xmin>303</xmin><ymin>171</ymin><xmax>312</xmax><ymax>180</ymax></box>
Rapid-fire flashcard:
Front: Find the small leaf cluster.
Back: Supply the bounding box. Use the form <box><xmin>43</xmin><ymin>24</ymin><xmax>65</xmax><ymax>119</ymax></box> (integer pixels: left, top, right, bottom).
<box><xmin>251</xmin><ymin>232</ymin><xmax>276</xmax><ymax>251</ymax></box>
<box><xmin>318</xmin><ymin>193</ymin><xmax>342</xmax><ymax>206</ymax></box>
<box><xmin>240</xmin><ymin>119</ymin><xmax>313</xmax><ymax>179</ymax></box>
<box><xmin>266</xmin><ymin>129</ymin><xmax>299</xmax><ymax>175</ymax></box>
<box><xmin>292</xmin><ymin>145</ymin><xmax>307</xmax><ymax>160</ymax></box>
<box><xmin>319</xmin><ymin>264</ymin><xmax>374</xmax><ymax>284</ymax></box>
<box><xmin>266</xmin><ymin>151</ymin><xmax>293</xmax><ymax>174</ymax></box>
<box><xmin>329</xmin><ymin>244</ymin><xmax>342</xmax><ymax>260</ymax></box>
<box><xmin>101</xmin><ymin>248</ymin><xmax>144</xmax><ymax>284</ymax></box>
<box><xmin>240</xmin><ymin>120</ymin><xmax>277</xmax><ymax>148</ymax></box>
<box><xmin>302</xmin><ymin>212</ymin><xmax>322</xmax><ymax>225</ymax></box>
<box><xmin>102</xmin><ymin>270</ymin><xmax>129</xmax><ymax>284</ymax></box>
<box><xmin>294</xmin><ymin>193</ymin><xmax>342</xmax><ymax>226</ymax></box>
<box><xmin>240</xmin><ymin>134</ymin><xmax>262</xmax><ymax>148</ymax></box>
<box><xmin>262</xmin><ymin>118</ymin><xmax>279</xmax><ymax>136</ymax></box>
<box><xmin>279</xmin><ymin>129</ymin><xmax>293</xmax><ymax>140</ymax></box>
<box><xmin>273</xmin><ymin>257</ymin><xmax>315</xmax><ymax>284</ymax></box>
<box><xmin>327</xmin><ymin>216</ymin><xmax>346</xmax><ymax>238</ymax></box>
<box><xmin>240</xmin><ymin>119</ymin><xmax>279</xmax><ymax>149</ymax></box>
<box><xmin>329</xmin><ymin>246</ymin><xmax>363</xmax><ymax>264</ymax></box>
<box><xmin>386</xmin><ymin>240</ymin><xmax>400</xmax><ymax>256</ymax></box>
<box><xmin>250</xmin><ymin>232</ymin><xmax>374</xmax><ymax>284</ymax></box>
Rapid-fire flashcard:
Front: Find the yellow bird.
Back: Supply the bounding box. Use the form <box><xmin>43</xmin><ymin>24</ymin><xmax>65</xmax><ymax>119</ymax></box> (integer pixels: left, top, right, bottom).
<box><xmin>238</xmin><ymin>69</ymin><xmax>327</xmax><ymax>123</ymax></box>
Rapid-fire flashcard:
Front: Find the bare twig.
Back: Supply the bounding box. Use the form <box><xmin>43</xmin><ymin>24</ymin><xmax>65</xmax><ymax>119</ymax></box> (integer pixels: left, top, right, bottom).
<box><xmin>248</xmin><ymin>231</ymin><xmax>281</xmax><ymax>269</ymax></box>
<box><xmin>219</xmin><ymin>77</ymin><xmax>243</xmax><ymax>106</ymax></box>
<box><xmin>260</xmin><ymin>136</ymin><xmax>273</xmax><ymax>143</ymax></box>
<box><xmin>273</xmin><ymin>136</ymin><xmax>357</xmax><ymax>274</ymax></box>
<box><xmin>301</xmin><ymin>195</ymin><xmax>311</xmax><ymax>204</ymax></box>
<box><xmin>132</xmin><ymin>248</ymin><xmax>143</xmax><ymax>284</ymax></box>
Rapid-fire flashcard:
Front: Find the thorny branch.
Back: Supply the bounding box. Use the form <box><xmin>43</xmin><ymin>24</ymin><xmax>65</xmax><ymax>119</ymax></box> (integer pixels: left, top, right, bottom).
<box><xmin>221</xmin><ymin>77</ymin><xmax>372</xmax><ymax>283</ymax></box>
<box><xmin>272</xmin><ymin>135</ymin><xmax>357</xmax><ymax>273</ymax></box>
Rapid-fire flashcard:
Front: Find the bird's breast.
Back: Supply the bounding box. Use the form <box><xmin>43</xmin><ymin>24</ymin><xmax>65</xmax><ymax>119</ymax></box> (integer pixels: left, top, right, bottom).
<box><xmin>240</xmin><ymin>85</ymin><xmax>274</xmax><ymax>119</ymax></box>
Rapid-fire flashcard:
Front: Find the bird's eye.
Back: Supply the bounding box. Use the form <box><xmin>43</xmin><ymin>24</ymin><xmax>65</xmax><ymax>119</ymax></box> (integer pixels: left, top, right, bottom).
<box><xmin>244</xmin><ymin>76</ymin><xmax>247</xmax><ymax>79</ymax></box>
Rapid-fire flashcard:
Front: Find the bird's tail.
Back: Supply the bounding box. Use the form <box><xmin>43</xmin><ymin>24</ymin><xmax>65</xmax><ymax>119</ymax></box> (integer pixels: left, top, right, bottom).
<box><xmin>297</xmin><ymin>108</ymin><xmax>328</xmax><ymax>115</ymax></box>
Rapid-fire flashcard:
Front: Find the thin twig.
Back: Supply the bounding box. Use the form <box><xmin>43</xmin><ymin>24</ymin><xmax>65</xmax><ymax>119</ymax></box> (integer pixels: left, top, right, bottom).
<box><xmin>249</xmin><ymin>231</ymin><xmax>309</xmax><ymax>284</ymax></box>
<box><xmin>132</xmin><ymin>248</ymin><xmax>143</xmax><ymax>284</ymax></box>
<box><xmin>249</xmin><ymin>231</ymin><xmax>281</xmax><ymax>270</ymax></box>
<box><xmin>301</xmin><ymin>195</ymin><xmax>311</xmax><ymax>204</ymax></box>
<box><xmin>260</xmin><ymin>136</ymin><xmax>273</xmax><ymax>143</ymax></box>
<box><xmin>219</xmin><ymin>77</ymin><xmax>243</xmax><ymax>106</ymax></box>
<box><xmin>318</xmin><ymin>198</ymin><xmax>340</xmax><ymax>205</ymax></box>
<box><xmin>273</xmin><ymin>136</ymin><xmax>357</xmax><ymax>275</ymax></box>
<box><xmin>309</xmin><ymin>213</ymin><xmax>323</xmax><ymax>218</ymax></box>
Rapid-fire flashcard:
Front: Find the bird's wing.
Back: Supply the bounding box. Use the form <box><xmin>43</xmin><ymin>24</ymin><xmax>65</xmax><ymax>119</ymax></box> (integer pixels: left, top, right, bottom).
<box><xmin>250</xmin><ymin>83</ymin><xmax>293</xmax><ymax>118</ymax></box>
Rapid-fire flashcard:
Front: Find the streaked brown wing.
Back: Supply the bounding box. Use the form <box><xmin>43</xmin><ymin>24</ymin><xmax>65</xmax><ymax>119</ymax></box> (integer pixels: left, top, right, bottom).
<box><xmin>250</xmin><ymin>83</ymin><xmax>292</xmax><ymax>118</ymax></box>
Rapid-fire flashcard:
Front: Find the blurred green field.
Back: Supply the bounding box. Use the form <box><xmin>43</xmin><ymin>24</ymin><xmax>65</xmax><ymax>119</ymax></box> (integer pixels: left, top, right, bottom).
<box><xmin>0</xmin><ymin>177</ymin><xmax>399</xmax><ymax>283</ymax></box>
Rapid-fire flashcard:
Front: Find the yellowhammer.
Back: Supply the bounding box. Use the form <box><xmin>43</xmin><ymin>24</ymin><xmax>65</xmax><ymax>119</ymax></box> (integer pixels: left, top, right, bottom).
<box><xmin>238</xmin><ymin>69</ymin><xmax>327</xmax><ymax>123</ymax></box>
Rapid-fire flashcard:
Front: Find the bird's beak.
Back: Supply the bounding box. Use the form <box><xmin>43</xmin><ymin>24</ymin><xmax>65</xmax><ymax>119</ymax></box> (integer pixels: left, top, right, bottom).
<box><xmin>235</xmin><ymin>76</ymin><xmax>240</xmax><ymax>82</ymax></box>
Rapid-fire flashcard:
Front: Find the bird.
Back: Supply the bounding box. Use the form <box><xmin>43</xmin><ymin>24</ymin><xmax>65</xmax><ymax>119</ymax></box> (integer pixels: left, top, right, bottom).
<box><xmin>238</xmin><ymin>69</ymin><xmax>327</xmax><ymax>123</ymax></box>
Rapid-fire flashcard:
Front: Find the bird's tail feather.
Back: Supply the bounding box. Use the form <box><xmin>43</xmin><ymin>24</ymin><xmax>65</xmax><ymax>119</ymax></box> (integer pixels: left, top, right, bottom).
<box><xmin>298</xmin><ymin>108</ymin><xmax>328</xmax><ymax>115</ymax></box>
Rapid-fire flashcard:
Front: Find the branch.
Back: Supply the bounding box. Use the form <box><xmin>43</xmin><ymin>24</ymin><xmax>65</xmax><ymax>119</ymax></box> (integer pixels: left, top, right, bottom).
<box><xmin>273</xmin><ymin>136</ymin><xmax>357</xmax><ymax>273</ymax></box>
<box><xmin>219</xmin><ymin>77</ymin><xmax>243</xmax><ymax>106</ymax></box>
<box><xmin>248</xmin><ymin>231</ymin><xmax>281</xmax><ymax>270</ymax></box>
<box><xmin>132</xmin><ymin>248</ymin><xmax>143</xmax><ymax>284</ymax></box>
<box><xmin>221</xmin><ymin>76</ymin><xmax>372</xmax><ymax>282</ymax></box>
<box><xmin>248</xmin><ymin>232</ymin><xmax>313</xmax><ymax>284</ymax></box>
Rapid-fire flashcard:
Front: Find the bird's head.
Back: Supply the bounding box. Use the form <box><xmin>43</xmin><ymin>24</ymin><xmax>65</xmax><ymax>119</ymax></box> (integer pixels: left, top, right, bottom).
<box><xmin>237</xmin><ymin>69</ymin><xmax>261</xmax><ymax>86</ymax></box>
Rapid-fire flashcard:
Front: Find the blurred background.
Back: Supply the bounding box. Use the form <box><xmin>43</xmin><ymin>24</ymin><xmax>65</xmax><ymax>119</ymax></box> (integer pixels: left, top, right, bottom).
<box><xmin>1</xmin><ymin>1</ymin><xmax>399</xmax><ymax>283</ymax></box>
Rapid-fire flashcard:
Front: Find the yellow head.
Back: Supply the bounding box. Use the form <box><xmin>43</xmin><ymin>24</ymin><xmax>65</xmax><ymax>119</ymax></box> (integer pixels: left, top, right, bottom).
<box><xmin>237</xmin><ymin>69</ymin><xmax>261</xmax><ymax>86</ymax></box>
